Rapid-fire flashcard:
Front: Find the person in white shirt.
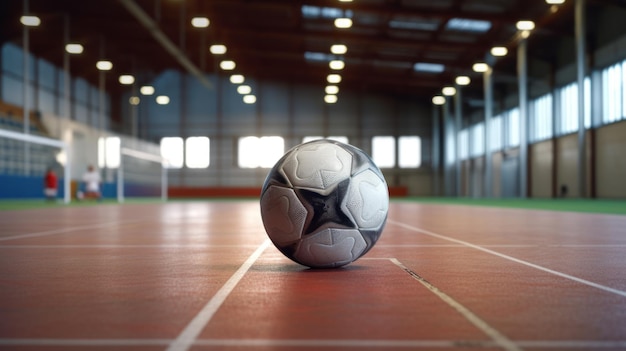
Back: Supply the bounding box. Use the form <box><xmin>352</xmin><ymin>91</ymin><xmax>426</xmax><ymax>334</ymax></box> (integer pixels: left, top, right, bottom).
<box><xmin>80</xmin><ymin>165</ymin><xmax>101</xmax><ymax>200</ymax></box>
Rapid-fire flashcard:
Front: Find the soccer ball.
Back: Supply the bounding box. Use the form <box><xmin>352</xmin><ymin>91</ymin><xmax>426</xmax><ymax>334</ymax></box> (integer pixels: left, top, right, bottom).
<box><xmin>260</xmin><ymin>139</ymin><xmax>389</xmax><ymax>268</ymax></box>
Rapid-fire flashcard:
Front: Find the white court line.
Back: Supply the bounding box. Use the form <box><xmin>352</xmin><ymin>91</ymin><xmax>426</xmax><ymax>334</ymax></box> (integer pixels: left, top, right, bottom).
<box><xmin>388</xmin><ymin>219</ymin><xmax>626</xmax><ymax>298</ymax></box>
<box><xmin>390</xmin><ymin>258</ymin><xmax>522</xmax><ymax>351</ymax></box>
<box><xmin>1</xmin><ymin>338</ymin><xmax>625</xmax><ymax>348</ymax></box>
<box><xmin>0</xmin><ymin>220</ymin><xmax>144</xmax><ymax>242</ymax></box>
<box><xmin>165</xmin><ymin>239</ymin><xmax>271</xmax><ymax>351</ymax></box>
<box><xmin>0</xmin><ymin>244</ymin><xmax>262</xmax><ymax>249</ymax></box>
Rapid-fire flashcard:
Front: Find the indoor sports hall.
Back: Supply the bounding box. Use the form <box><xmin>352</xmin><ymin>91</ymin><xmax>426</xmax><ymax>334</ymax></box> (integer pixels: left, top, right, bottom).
<box><xmin>1</xmin><ymin>1</ymin><xmax>625</xmax><ymax>350</ymax></box>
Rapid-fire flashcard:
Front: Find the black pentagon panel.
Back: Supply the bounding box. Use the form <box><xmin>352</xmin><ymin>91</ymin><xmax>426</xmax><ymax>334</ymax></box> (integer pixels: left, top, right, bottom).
<box><xmin>297</xmin><ymin>179</ymin><xmax>356</xmax><ymax>235</ymax></box>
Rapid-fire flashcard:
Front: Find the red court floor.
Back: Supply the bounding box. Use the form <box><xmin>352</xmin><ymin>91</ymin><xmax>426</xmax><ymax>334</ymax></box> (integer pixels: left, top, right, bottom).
<box><xmin>0</xmin><ymin>200</ymin><xmax>625</xmax><ymax>351</ymax></box>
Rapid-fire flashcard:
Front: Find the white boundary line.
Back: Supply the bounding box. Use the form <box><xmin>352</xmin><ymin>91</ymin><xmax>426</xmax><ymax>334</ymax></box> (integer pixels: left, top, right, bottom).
<box><xmin>1</xmin><ymin>338</ymin><xmax>624</xmax><ymax>348</ymax></box>
<box><xmin>0</xmin><ymin>220</ymin><xmax>143</xmax><ymax>242</ymax></box>
<box><xmin>0</xmin><ymin>244</ymin><xmax>262</xmax><ymax>249</ymax></box>
<box><xmin>388</xmin><ymin>219</ymin><xmax>626</xmax><ymax>298</ymax></box>
<box><xmin>165</xmin><ymin>239</ymin><xmax>271</xmax><ymax>351</ymax></box>
<box><xmin>389</xmin><ymin>258</ymin><xmax>522</xmax><ymax>351</ymax></box>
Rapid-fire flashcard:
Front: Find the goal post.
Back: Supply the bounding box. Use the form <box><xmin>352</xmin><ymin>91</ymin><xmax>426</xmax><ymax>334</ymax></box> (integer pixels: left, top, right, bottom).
<box><xmin>117</xmin><ymin>147</ymin><xmax>168</xmax><ymax>203</ymax></box>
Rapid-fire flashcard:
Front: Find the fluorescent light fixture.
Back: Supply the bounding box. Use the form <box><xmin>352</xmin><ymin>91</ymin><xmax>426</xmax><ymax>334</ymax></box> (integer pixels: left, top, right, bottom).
<box><xmin>432</xmin><ymin>96</ymin><xmax>446</xmax><ymax>105</ymax></box>
<box><xmin>65</xmin><ymin>44</ymin><xmax>84</xmax><ymax>54</ymax></box>
<box><xmin>20</xmin><ymin>15</ymin><xmax>41</xmax><ymax>27</ymax></box>
<box><xmin>210</xmin><ymin>45</ymin><xmax>227</xmax><ymax>55</ymax></box>
<box><xmin>329</xmin><ymin>60</ymin><xmax>345</xmax><ymax>70</ymax></box>
<box><xmin>516</xmin><ymin>20</ymin><xmax>535</xmax><ymax>31</ymax></box>
<box><xmin>220</xmin><ymin>60</ymin><xmax>236</xmax><ymax>70</ymax></box>
<box><xmin>324</xmin><ymin>95</ymin><xmax>338</xmax><ymax>104</ymax></box>
<box><xmin>140</xmin><ymin>85</ymin><xmax>155</xmax><ymax>95</ymax></box>
<box><xmin>191</xmin><ymin>17</ymin><xmax>210</xmax><ymax>28</ymax></box>
<box><xmin>442</xmin><ymin>86</ymin><xmax>456</xmax><ymax>96</ymax></box>
<box><xmin>230</xmin><ymin>74</ymin><xmax>245</xmax><ymax>84</ymax></box>
<box><xmin>304</xmin><ymin>51</ymin><xmax>333</xmax><ymax>62</ymax></box>
<box><xmin>455</xmin><ymin>76</ymin><xmax>471</xmax><ymax>86</ymax></box>
<box><xmin>327</xmin><ymin>74</ymin><xmax>342</xmax><ymax>84</ymax></box>
<box><xmin>446</xmin><ymin>18</ymin><xmax>492</xmax><ymax>32</ymax></box>
<box><xmin>334</xmin><ymin>18</ymin><xmax>352</xmax><ymax>28</ymax></box>
<box><xmin>243</xmin><ymin>95</ymin><xmax>256</xmax><ymax>104</ymax></box>
<box><xmin>330</xmin><ymin>44</ymin><xmax>347</xmax><ymax>55</ymax></box>
<box><xmin>546</xmin><ymin>0</ymin><xmax>565</xmax><ymax>3</ymax></box>
<box><xmin>118</xmin><ymin>75</ymin><xmax>135</xmax><ymax>85</ymax></box>
<box><xmin>389</xmin><ymin>19</ymin><xmax>438</xmax><ymax>31</ymax></box>
<box><xmin>156</xmin><ymin>95</ymin><xmax>170</xmax><ymax>105</ymax></box>
<box><xmin>96</xmin><ymin>60</ymin><xmax>113</xmax><ymax>71</ymax></box>
<box><xmin>129</xmin><ymin>96</ymin><xmax>140</xmax><ymax>105</ymax></box>
<box><xmin>339</xmin><ymin>0</ymin><xmax>353</xmax><ymax>2</ymax></box>
<box><xmin>472</xmin><ymin>63</ymin><xmax>489</xmax><ymax>73</ymax></box>
<box><xmin>491</xmin><ymin>46</ymin><xmax>508</xmax><ymax>57</ymax></box>
<box><xmin>237</xmin><ymin>85</ymin><xmax>252</xmax><ymax>95</ymax></box>
<box><xmin>325</xmin><ymin>85</ymin><xmax>339</xmax><ymax>95</ymax></box>
<box><xmin>413</xmin><ymin>62</ymin><xmax>445</xmax><ymax>73</ymax></box>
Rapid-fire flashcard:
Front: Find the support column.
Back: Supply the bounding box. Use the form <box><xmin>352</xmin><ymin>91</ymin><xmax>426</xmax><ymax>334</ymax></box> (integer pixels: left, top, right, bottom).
<box><xmin>517</xmin><ymin>38</ymin><xmax>529</xmax><ymax>198</ymax></box>
<box><xmin>483</xmin><ymin>67</ymin><xmax>493</xmax><ymax>198</ymax></box>
<box><xmin>432</xmin><ymin>104</ymin><xmax>440</xmax><ymax>197</ymax></box>
<box><xmin>443</xmin><ymin>99</ymin><xmax>452</xmax><ymax>196</ymax></box>
<box><xmin>575</xmin><ymin>0</ymin><xmax>587</xmax><ymax>198</ymax></box>
<box><xmin>22</xmin><ymin>0</ymin><xmax>31</xmax><ymax>175</ymax></box>
<box><xmin>454</xmin><ymin>87</ymin><xmax>462</xmax><ymax>197</ymax></box>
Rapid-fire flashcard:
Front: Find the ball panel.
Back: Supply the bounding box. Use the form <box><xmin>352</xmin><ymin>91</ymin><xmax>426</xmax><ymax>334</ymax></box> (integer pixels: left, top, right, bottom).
<box><xmin>294</xmin><ymin>228</ymin><xmax>367</xmax><ymax>268</ymax></box>
<box><xmin>342</xmin><ymin>169</ymin><xmax>389</xmax><ymax>230</ymax></box>
<box><xmin>260</xmin><ymin>185</ymin><xmax>308</xmax><ymax>246</ymax></box>
<box><xmin>280</xmin><ymin>142</ymin><xmax>352</xmax><ymax>194</ymax></box>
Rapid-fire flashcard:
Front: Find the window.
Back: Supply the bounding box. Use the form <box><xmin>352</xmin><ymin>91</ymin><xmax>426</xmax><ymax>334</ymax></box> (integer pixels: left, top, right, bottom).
<box><xmin>238</xmin><ymin>136</ymin><xmax>284</xmax><ymax>168</ymax></box>
<box><xmin>490</xmin><ymin>115</ymin><xmax>503</xmax><ymax>151</ymax></box>
<box><xmin>602</xmin><ymin>61</ymin><xmax>624</xmax><ymax>124</ymax></box>
<box><xmin>372</xmin><ymin>136</ymin><xmax>395</xmax><ymax>168</ymax></box>
<box><xmin>185</xmin><ymin>137</ymin><xmax>210</xmax><ymax>168</ymax></box>
<box><xmin>160</xmin><ymin>137</ymin><xmax>183</xmax><ymax>169</ymax></box>
<box><xmin>398</xmin><ymin>136</ymin><xmax>421</xmax><ymax>168</ymax></box>
<box><xmin>557</xmin><ymin>78</ymin><xmax>592</xmax><ymax>135</ymax></box>
<box><xmin>302</xmin><ymin>136</ymin><xmax>349</xmax><ymax>144</ymax></box>
<box><xmin>507</xmin><ymin>108</ymin><xmax>520</xmax><ymax>148</ymax></box>
<box><xmin>530</xmin><ymin>93</ymin><xmax>553</xmax><ymax>142</ymax></box>
<box><xmin>458</xmin><ymin>129</ymin><xmax>469</xmax><ymax>160</ymax></box>
<box><xmin>470</xmin><ymin>123</ymin><xmax>484</xmax><ymax>158</ymax></box>
<box><xmin>98</xmin><ymin>136</ymin><xmax>120</xmax><ymax>169</ymax></box>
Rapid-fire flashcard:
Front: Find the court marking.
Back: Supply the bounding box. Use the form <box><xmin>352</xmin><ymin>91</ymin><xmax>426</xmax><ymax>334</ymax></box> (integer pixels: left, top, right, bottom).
<box><xmin>1</xmin><ymin>338</ymin><xmax>625</xmax><ymax>348</ymax></box>
<box><xmin>0</xmin><ymin>220</ymin><xmax>144</xmax><ymax>242</ymax></box>
<box><xmin>388</xmin><ymin>219</ymin><xmax>626</xmax><ymax>298</ymax></box>
<box><xmin>0</xmin><ymin>244</ymin><xmax>263</xmax><ymax>249</ymax></box>
<box><xmin>390</xmin><ymin>258</ymin><xmax>521</xmax><ymax>351</ymax></box>
<box><xmin>165</xmin><ymin>239</ymin><xmax>271</xmax><ymax>351</ymax></box>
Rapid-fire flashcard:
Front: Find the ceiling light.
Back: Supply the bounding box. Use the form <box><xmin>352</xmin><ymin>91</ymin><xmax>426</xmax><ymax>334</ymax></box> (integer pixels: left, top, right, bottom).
<box><xmin>442</xmin><ymin>86</ymin><xmax>456</xmax><ymax>96</ymax></box>
<box><xmin>334</xmin><ymin>18</ymin><xmax>352</xmax><ymax>29</ymax></box>
<box><xmin>455</xmin><ymin>76</ymin><xmax>471</xmax><ymax>86</ymax></box>
<box><xmin>140</xmin><ymin>85</ymin><xmax>155</xmax><ymax>95</ymax></box>
<box><xmin>324</xmin><ymin>95</ymin><xmax>338</xmax><ymax>104</ymax></box>
<box><xmin>413</xmin><ymin>62</ymin><xmax>445</xmax><ymax>73</ymax></box>
<box><xmin>330</xmin><ymin>44</ymin><xmax>347</xmax><ymax>55</ymax></box>
<box><xmin>20</xmin><ymin>15</ymin><xmax>41</xmax><ymax>27</ymax></box>
<box><xmin>210</xmin><ymin>45</ymin><xmax>227</xmax><ymax>55</ymax></box>
<box><xmin>432</xmin><ymin>96</ymin><xmax>446</xmax><ymax>105</ymax></box>
<box><xmin>191</xmin><ymin>17</ymin><xmax>209</xmax><ymax>28</ymax></box>
<box><xmin>129</xmin><ymin>96</ymin><xmax>140</xmax><ymax>105</ymax></box>
<box><xmin>491</xmin><ymin>46</ymin><xmax>508</xmax><ymax>57</ymax></box>
<box><xmin>156</xmin><ymin>95</ymin><xmax>170</xmax><ymax>105</ymax></box>
<box><xmin>96</xmin><ymin>60</ymin><xmax>113</xmax><ymax>71</ymax></box>
<box><xmin>339</xmin><ymin>0</ymin><xmax>353</xmax><ymax>2</ymax></box>
<box><xmin>516</xmin><ymin>20</ymin><xmax>535</xmax><ymax>31</ymax></box>
<box><xmin>327</xmin><ymin>74</ymin><xmax>342</xmax><ymax>84</ymax></box>
<box><xmin>546</xmin><ymin>0</ymin><xmax>565</xmax><ymax>3</ymax></box>
<box><xmin>237</xmin><ymin>85</ymin><xmax>252</xmax><ymax>95</ymax></box>
<box><xmin>446</xmin><ymin>18</ymin><xmax>492</xmax><ymax>33</ymax></box>
<box><xmin>472</xmin><ymin>63</ymin><xmax>489</xmax><ymax>73</ymax></box>
<box><xmin>230</xmin><ymin>74</ymin><xmax>245</xmax><ymax>84</ymax></box>
<box><xmin>243</xmin><ymin>95</ymin><xmax>256</xmax><ymax>104</ymax></box>
<box><xmin>220</xmin><ymin>60</ymin><xmax>236</xmax><ymax>70</ymax></box>
<box><xmin>118</xmin><ymin>75</ymin><xmax>135</xmax><ymax>85</ymax></box>
<box><xmin>65</xmin><ymin>44</ymin><xmax>84</xmax><ymax>54</ymax></box>
<box><xmin>325</xmin><ymin>85</ymin><xmax>339</xmax><ymax>95</ymax></box>
<box><xmin>329</xmin><ymin>60</ymin><xmax>345</xmax><ymax>70</ymax></box>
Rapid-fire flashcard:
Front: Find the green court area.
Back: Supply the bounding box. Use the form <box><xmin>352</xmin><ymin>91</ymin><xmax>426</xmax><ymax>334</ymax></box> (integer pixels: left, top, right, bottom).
<box><xmin>1</xmin><ymin>197</ymin><xmax>625</xmax><ymax>215</ymax></box>
<box><xmin>399</xmin><ymin>197</ymin><xmax>626</xmax><ymax>215</ymax></box>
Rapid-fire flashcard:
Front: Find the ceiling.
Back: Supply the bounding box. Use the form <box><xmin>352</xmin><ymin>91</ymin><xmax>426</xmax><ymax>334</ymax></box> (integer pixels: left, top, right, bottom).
<box><xmin>0</xmin><ymin>0</ymin><xmax>619</xmax><ymax>106</ymax></box>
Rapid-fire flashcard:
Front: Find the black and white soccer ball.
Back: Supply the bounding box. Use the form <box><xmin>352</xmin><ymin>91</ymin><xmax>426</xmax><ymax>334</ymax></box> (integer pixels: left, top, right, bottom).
<box><xmin>260</xmin><ymin>139</ymin><xmax>389</xmax><ymax>268</ymax></box>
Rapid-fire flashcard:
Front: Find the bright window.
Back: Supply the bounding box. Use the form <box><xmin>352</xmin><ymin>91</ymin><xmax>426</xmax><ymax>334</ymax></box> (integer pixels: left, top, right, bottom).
<box><xmin>160</xmin><ymin>137</ymin><xmax>183</xmax><ymax>169</ymax></box>
<box><xmin>470</xmin><ymin>123</ymin><xmax>484</xmax><ymax>157</ymax></box>
<box><xmin>507</xmin><ymin>108</ymin><xmax>520</xmax><ymax>148</ymax></box>
<box><xmin>458</xmin><ymin>129</ymin><xmax>469</xmax><ymax>160</ymax></box>
<box><xmin>398</xmin><ymin>136</ymin><xmax>421</xmax><ymax>168</ymax></box>
<box><xmin>490</xmin><ymin>115</ymin><xmax>503</xmax><ymax>151</ymax></box>
<box><xmin>530</xmin><ymin>93</ymin><xmax>553</xmax><ymax>142</ymax></box>
<box><xmin>238</xmin><ymin>136</ymin><xmax>284</xmax><ymax>168</ymax></box>
<box><xmin>372</xmin><ymin>136</ymin><xmax>395</xmax><ymax>168</ymax></box>
<box><xmin>98</xmin><ymin>136</ymin><xmax>120</xmax><ymax>169</ymax></box>
<box><xmin>303</xmin><ymin>136</ymin><xmax>349</xmax><ymax>144</ymax></box>
<box><xmin>185</xmin><ymin>137</ymin><xmax>210</xmax><ymax>168</ymax></box>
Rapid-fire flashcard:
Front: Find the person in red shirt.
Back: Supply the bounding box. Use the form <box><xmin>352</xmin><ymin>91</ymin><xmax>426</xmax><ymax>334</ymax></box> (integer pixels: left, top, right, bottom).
<box><xmin>44</xmin><ymin>167</ymin><xmax>58</xmax><ymax>201</ymax></box>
